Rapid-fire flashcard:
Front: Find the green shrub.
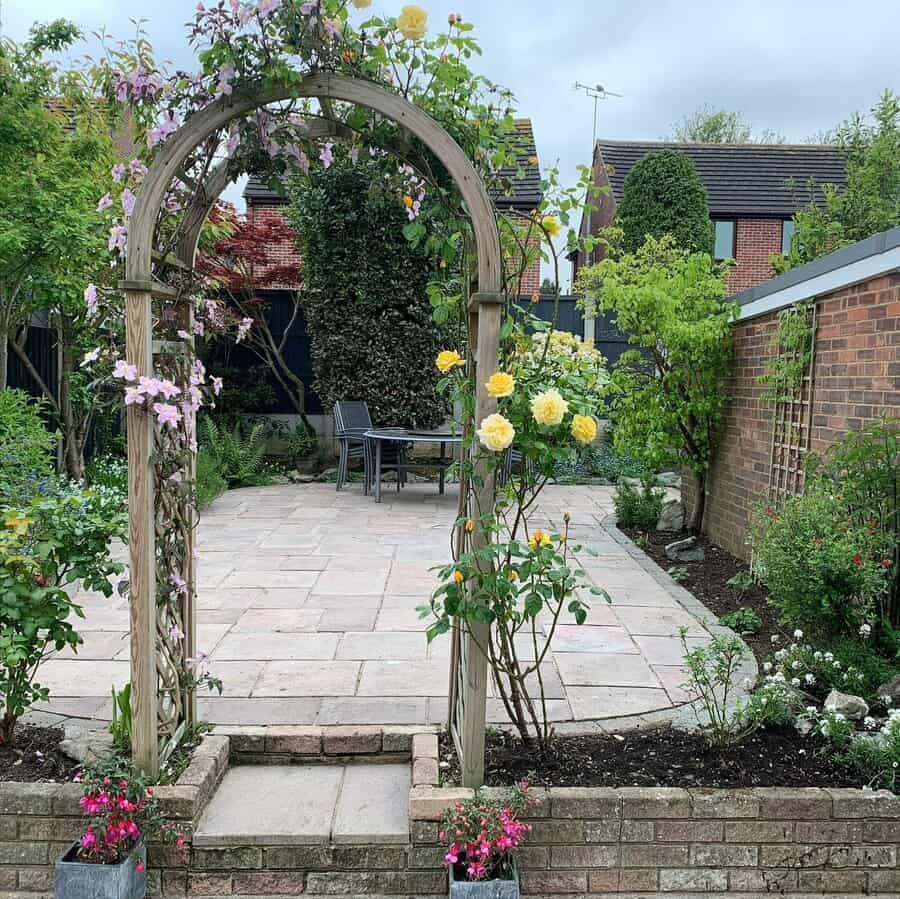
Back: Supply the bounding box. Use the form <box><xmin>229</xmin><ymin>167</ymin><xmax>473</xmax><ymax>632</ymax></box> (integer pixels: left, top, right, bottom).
<box><xmin>86</xmin><ymin>455</ymin><xmax>128</xmax><ymax>496</ymax></box>
<box><xmin>613</xmin><ymin>479</ymin><xmax>664</xmax><ymax>530</ymax></box>
<box><xmin>844</xmin><ymin>711</ymin><xmax>900</xmax><ymax>791</ymax></box>
<box><xmin>285</xmin><ymin>156</ymin><xmax>448</xmax><ymax>429</ymax></box>
<box><xmin>750</xmin><ymin>488</ymin><xmax>891</xmax><ymax>637</ymax></box>
<box><xmin>555</xmin><ymin>440</ymin><xmax>644</xmax><ymax>484</ymax></box>
<box><xmin>0</xmin><ymin>483</ymin><xmax>126</xmax><ymax>744</ymax></box>
<box><xmin>720</xmin><ymin>607</ymin><xmax>762</xmax><ymax>635</ymax></box>
<box><xmin>0</xmin><ymin>390</ymin><xmax>56</xmax><ymax>508</ymax></box>
<box><xmin>195</xmin><ymin>447</ymin><xmax>227</xmax><ymax>510</ymax></box>
<box><xmin>199</xmin><ymin>417</ymin><xmax>271</xmax><ymax>488</ymax></box>
<box><xmin>617</xmin><ymin>150</ymin><xmax>715</xmax><ymax>255</ymax></box>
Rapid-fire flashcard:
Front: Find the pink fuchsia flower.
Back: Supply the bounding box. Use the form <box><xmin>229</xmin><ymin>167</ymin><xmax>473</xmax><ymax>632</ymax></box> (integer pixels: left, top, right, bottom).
<box><xmin>111</xmin><ymin>164</ymin><xmax>126</xmax><ymax>183</ymax></box>
<box><xmin>85</xmin><ymin>284</ymin><xmax>99</xmax><ymax>316</ymax></box>
<box><xmin>135</xmin><ymin>862</ymin><xmax>145</xmax><ymax>873</ymax></box>
<box><xmin>153</xmin><ymin>403</ymin><xmax>182</xmax><ymax>428</ymax></box>
<box><xmin>320</xmin><ymin>141</ymin><xmax>334</xmax><ymax>169</ymax></box>
<box><xmin>124</xmin><ymin>387</ymin><xmax>145</xmax><ymax>406</ymax></box>
<box><xmin>121</xmin><ymin>188</ymin><xmax>137</xmax><ymax>217</ymax></box>
<box><xmin>80</xmin><ymin>829</ymin><xmax>97</xmax><ymax>849</ymax></box>
<box><xmin>113</xmin><ymin>359</ymin><xmax>138</xmax><ymax>381</ymax></box>
<box><xmin>97</xmin><ymin>193</ymin><xmax>113</xmax><ymax>212</ymax></box>
<box><xmin>212</xmin><ymin>376</ymin><xmax>223</xmax><ymax>396</ymax></box>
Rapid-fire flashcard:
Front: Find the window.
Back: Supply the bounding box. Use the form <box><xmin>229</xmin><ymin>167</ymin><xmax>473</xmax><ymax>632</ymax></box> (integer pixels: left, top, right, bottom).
<box><xmin>782</xmin><ymin>219</ymin><xmax>795</xmax><ymax>255</ymax></box>
<box><xmin>713</xmin><ymin>220</ymin><xmax>736</xmax><ymax>260</ymax></box>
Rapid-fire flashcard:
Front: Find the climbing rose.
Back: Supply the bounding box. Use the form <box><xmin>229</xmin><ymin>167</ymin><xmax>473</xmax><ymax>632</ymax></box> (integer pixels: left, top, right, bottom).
<box><xmin>485</xmin><ymin>372</ymin><xmax>515</xmax><ymax>398</ymax></box>
<box><xmin>570</xmin><ymin>414</ymin><xmax>597</xmax><ymax>444</ymax></box>
<box><xmin>541</xmin><ymin>214</ymin><xmax>562</xmax><ymax>237</ymax></box>
<box><xmin>477</xmin><ymin>413</ymin><xmax>515</xmax><ymax>452</ymax></box>
<box><xmin>531</xmin><ymin>389</ymin><xmax>568</xmax><ymax>426</ymax></box>
<box><xmin>436</xmin><ymin>350</ymin><xmax>464</xmax><ymax>374</ymax></box>
<box><xmin>397</xmin><ymin>4</ymin><xmax>428</xmax><ymax>40</ymax></box>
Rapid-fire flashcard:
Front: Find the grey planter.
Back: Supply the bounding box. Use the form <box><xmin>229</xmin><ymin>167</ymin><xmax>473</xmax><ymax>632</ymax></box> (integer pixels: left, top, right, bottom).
<box><xmin>56</xmin><ymin>842</ymin><xmax>147</xmax><ymax>899</ymax></box>
<box><xmin>449</xmin><ymin>859</ymin><xmax>519</xmax><ymax>899</ymax></box>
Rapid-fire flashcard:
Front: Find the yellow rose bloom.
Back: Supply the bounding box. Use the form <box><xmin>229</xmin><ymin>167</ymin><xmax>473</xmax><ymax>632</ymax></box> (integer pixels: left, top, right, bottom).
<box><xmin>541</xmin><ymin>215</ymin><xmax>562</xmax><ymax>237</ymax></box>
<box><xmin>528</xmin><ymin>529</ymin><xmax>552</xmax><ymax>551</ymax></box>
<box><xmin>476</xmin><ymin>413</ymin><xmax>515</xmax><ymax>452</ymax></box>
<box><xmin>453</xmin><ymin>569</ymin><xmax>464</xmax><ymax>584</ymax></box>
<box><xmin>530</xmin><ymin>389</ymin><xmax>569</xmax><ymax>426</ymax></box>
<box><xmin>485</xmin><ymin>371</ymin><xmax>515</xmax><ymax>398</ymax></box>
<box><xmin>464</xmin><ymin>519</ymin><xmax>475</xmax><ymax>533</ymax></box>
<box><xmin>436</xmin><ymin>349</ymin><xmax>464</xmax><ymax>374</ymax></box>
<box><xmin>397</xmin><ymin>4</ymin><xmax>428</xmax><ymax>40</ymax></box>
<box><xmin>403</xmin><ymin>195</ymin><xmax>414</xmax><ymax>208</ymax></box>
<box><xmin>571</xmin><ymin>414</ymin><xmax>598</xmax><ymax>444</ymax></box>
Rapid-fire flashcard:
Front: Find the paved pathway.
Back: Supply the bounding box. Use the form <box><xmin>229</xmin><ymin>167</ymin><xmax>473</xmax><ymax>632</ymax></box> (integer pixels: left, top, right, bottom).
<box><xmin>38</xmin><ymin>482</ymin><xmax>714</xmax><ymax>729</ymax></box>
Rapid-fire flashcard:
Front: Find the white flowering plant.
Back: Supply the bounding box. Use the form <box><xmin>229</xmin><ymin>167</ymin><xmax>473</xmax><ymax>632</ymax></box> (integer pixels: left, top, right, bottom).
<box><xmin>845</xmin><ymin>709</ymin><xmax>900</xmax><ymax>791</ymax></box>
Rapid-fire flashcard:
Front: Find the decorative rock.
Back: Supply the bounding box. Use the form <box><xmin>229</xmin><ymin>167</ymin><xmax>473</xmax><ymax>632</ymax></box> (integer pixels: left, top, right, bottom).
<box><xmin>656</xmin><ymin>498</ymin><xmax>684</xmax><ymax>532</ymax></box>
<box><xmin>876</xmin><ymin>674</ymin><xmax>900</xmax><ymax>705</ymax></box>
<box><xmin>825</xmin><ymin>690</ymin><xmax>869</xmax><ymax>721</ymax></box>
<box><xmin>289</xmin><ymin>471</ymin><xmax>316</xmax><ymax>483</ymax></box>
<box><xmin>664</xmin><ymin>536</ymin><xmax>705</xmax><ymax>563</ymax></box>
<box><xmin>59</xmin><ymin>726</ymin><xmax>115</xmax><ymax>764</ymax></box>
<box><xmin>655</xmin><ymin>471</ymin><xmax>682</xmax><ymax>488</ymax></box>
<box><xmin>619</xmin><ymin>476</ymin><xmax>643</xmax><ymax>489</ymax></box>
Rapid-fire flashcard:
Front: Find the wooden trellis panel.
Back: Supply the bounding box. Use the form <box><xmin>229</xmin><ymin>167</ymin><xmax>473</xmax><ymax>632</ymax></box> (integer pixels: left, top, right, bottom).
<box><xmin>767</xmin><ymin>303</ymin><xmax>818</xmax><ymax>503</ymax></box>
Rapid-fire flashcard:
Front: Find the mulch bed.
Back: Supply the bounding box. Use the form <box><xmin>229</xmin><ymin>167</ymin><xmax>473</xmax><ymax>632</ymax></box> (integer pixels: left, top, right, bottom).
<box><xmin>0</xmin><ymin>725</ymin><xmax>81</xmax><ymax>783</ymax></box>
<box><xmin>442</xmin><ymin>727</ymin><xmax>862</xmax><ymax>789</ymax></box>
<box><xmin>621</xmin><ymin>527</ymin><xmax>785</xmax><ymax>663</ymax></box>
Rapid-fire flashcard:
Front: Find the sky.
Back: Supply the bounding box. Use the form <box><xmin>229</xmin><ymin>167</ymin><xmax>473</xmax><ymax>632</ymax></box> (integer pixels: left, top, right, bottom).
<box><xmin>4</xmin><ymin>0</ymin><xmax>897</xmax><ymax>285</ymax></box>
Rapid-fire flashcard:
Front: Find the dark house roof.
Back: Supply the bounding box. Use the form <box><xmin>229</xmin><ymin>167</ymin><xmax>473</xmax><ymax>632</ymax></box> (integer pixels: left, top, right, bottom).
<box><xmin>595</xmin><ymin>140</ymin><xmax>847</xmax><ymax>217</ymax></box>
<box><xmin>244</xmin><ymin>118</ymin><xmax>542</xmax><ymax>212</ymax></box>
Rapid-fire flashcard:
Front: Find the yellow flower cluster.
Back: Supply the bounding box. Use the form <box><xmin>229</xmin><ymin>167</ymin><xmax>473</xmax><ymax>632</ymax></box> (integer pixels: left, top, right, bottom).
<box><xmin>530</xmin><ymin>389</ymin><xmax>569</xmax><ymax>426</ymax></box>
<box><xmin>435</xmin><ymin>349</ymin><xmax>465</xmax><ymax>374</ymax></box>
<box><xmin>477</xmin><ymin>413</ymin><xmax>515</xmax><ymax>452</ymax></box>
<box><xmin>485</xmin><ymin>371</ymin><xmax>515</xmax><ymax>398</ymax></box>
<box><xmin>397</xmin><ymin>4</ymin><xmax>428</xmax><ymax>40</ymax></box>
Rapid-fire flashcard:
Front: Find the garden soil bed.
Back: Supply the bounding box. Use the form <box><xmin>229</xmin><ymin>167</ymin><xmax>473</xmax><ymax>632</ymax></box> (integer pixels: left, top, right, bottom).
<box><xmin>621</xmin><ymin>527</ymin><xmax>784</xmax><ymax>664</ymax></box>
<box><xmin>442</xmin><ymin>727</ymin><xmax>862</xmax><ymax>789</ymax></box>
<box><xmin>0</xmin><ymin>725</ymin><xmax>80</xmax><ymax>783</ymax></box>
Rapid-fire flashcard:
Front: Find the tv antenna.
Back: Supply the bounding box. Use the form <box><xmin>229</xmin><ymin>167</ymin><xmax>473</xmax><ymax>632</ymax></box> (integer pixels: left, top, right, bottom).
<box><xmin>574</xmin><ymin>82</ymin><xmax>623</xmax><ymax>144</ymax></box>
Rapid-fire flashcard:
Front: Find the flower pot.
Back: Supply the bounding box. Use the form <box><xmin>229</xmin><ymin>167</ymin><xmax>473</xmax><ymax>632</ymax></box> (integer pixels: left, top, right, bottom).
<box><xmin>56</xmin><ymin>842</ymin><xmax>147</xmax><ymax>899</ymax></box>
<box><xmin>449</xmin><ymin>858</ymin><xmax>520</xmax><ymax>899</ymax></box>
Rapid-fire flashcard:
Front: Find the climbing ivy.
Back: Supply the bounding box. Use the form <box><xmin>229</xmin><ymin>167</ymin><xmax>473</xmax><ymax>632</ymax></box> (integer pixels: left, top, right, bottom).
<box><xmin>759</xmin><ymin>302</ymin><xmax>813</xmax><ymax>403</ymax></box>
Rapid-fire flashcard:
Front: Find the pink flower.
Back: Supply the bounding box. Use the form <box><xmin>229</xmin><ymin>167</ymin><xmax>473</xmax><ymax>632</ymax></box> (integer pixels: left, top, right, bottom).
<box><xmin>108</xmin><ymin>224</ymin><xmax>128</xmax><ymax>255</ymax></box>
<box><xmin>138</xmin><ymin>376</ymin><xmax>163</xmax><ymax>397</ymax></box>
<box><xmin>124</xmin><ymin>387</ymin><xmax>144</xmax><ymax>406</ymax></box>
<box><xmin>113</xmin><ymin>359</ymin><xmax>138</xmax><ymax>381</ymax></box>
<box><xmin>236</xmin><ymin>317</ymin><xmax>253</xmax><ymax>342</ymax></box>
<box><xmin>157</xmin><ymin>379</ymin><xmax>181</xmax><ymax>400</ymax></box>
<box><xmin>122</xmin><ymin>188</ymin><xmax>137</xmax><ymax>217</ymax></box>
<box><xmin>148</xmin><ymin>110</ymin><xmax>181</xmax><ymax>147</ymax></box>
<box><xmin>111</xmin><ymin>164</ymin><xmax>126</xmax><ymax>183</ymax></box>
<box><xmin>130</xmin><ymin>159</ymin><xmax>148</xmax><ymax>179</ymax></box>
<box><xmin>258</xmin><ymin>0</ymin><xmax>282</xmax><ymax>19</ymax></box>
<box><xmin>80</xmin><ymin>829</ymin><xmax>97</xmax><ymax>849</ymax></box>
<box><xmin>192</xmin><ymin>319</ymin><xmax>206</xmax><ymax>337</ymax></box>
<box><xmin>97</xmin><ymin>193</ymin><xmax>113</xmax><ymax>212</ymax></box>
<box><xmin>215</xmin><ymin>64</ymin><xmax>236</xmax><ymax>99</ymax></box>
<box><xmin>169</xmin><ymin>623</ymin><xmax>185</xmax><ymax>640</ymax></box>
<box><xmin>320</xmin><ymin>141</ymin><xmax>334</xmax><ymax>169</ymax></box>
<box><xmin>135</xmin><ymin>862</ymin><xmax>145</xmax><ymax>873</ymax></box>
<box><xmin>212</xmin><ymin>376</ymin><xmax>223</xmax><ymax>395</ymax></box>
<box><xmin>324</xmin><ymin>18</ymin><xmax>340</xmax><ymax>38</ymax></box>
<box><xmin>85</xmin><ymin>284</ymin><xmax>99</xmax><ymax>316</ymax></box>
<box><xmin>153</xmin><ymin>403</ymin><xmax>182</xmax><ymax>428</ymax></box>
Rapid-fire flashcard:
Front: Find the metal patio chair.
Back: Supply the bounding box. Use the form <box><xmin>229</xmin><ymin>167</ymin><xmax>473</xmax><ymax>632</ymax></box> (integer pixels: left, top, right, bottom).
<box><xmin>333</xmin><ymin>401</ymin><xmax>407</xmax><ymax>494</ymax></box>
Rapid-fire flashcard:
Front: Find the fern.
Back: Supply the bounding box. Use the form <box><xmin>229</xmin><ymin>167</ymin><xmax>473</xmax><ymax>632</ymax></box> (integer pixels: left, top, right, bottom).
<box><xmin>200</xmin><ymin>417</ymin><xmax>271</xmax><ymax>487</ymax></box>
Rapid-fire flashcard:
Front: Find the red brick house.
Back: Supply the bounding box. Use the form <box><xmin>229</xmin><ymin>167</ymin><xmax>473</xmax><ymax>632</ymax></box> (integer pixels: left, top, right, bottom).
<box><xmin>572</xmin><ymin>140</ymin><xmax>847</xmax><ymax>295</ymax></box>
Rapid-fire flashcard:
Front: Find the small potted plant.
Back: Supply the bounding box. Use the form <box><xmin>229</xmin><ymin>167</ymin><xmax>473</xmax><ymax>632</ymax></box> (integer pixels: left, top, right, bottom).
<box><xmin>56</xmin><ymin>757</ymin><xmax>185</xmax><ymax>899</ymax></box>
<box><xmin>442</xmin><ymin>782</ymin><xmax>537</xmax><ymax>898</ymax></box>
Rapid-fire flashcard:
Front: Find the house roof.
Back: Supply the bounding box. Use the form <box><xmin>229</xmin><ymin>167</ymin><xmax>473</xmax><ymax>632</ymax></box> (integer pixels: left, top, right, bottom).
<box><xmin>244</xmin><ymin>118</ymin><xmax>542</xmax><ymax>211</ymax></box>
<box><xmin>594</xmin><ymin>140</ymin><xmax>847</xmax><ymax>217</ymax></box>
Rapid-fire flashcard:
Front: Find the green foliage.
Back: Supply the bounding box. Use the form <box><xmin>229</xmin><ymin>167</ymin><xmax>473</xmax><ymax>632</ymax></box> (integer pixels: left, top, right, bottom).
<box><xmin>843</xmin><ymin>712</ymin><xmax>900</xmax><ymax>790</ymax></box>
<box><xmin>85</xmin><ymin>455</ymin><xmax>128</xmax><ymax>497</ymax></box>
<box><xmin>613</xmin><ymin>480</ymin><xmax>664</xmax><ymax>530</ymax></box>
<box><xmin>0</xmin><ymin>390</ymin><xmax>56</xmax><ymax>506</ymax></box>
<box><xmin>668</xmin><ymin>565</ymin><xmax>689</xmax><ymax>583</ymax></box>
<box><xmin>751</xmin><ymin>489</ymin><xmax>891</xmax><ymax>638</ymax></box>
<box><xmin>195</xmin><ymin>448</ymin><xmax>228</xmax><ymax>511</ymax></box>
<box><xmin>801</xmin><ymin>706</ymin><xmax>856</xmax><ymax>751</ymax></box>
<box><xmin>668</xmin><ymin>104</ymin><xmax>785</xmax><ymax>144</ymax></box>
<box><xmin>726</xmin><ymin>570</ymin><xmax>755</xmax><ymax>595</ymax></box>
<box><xmin>555</xmin><ymin>440</ymin><xmax>644</xmax><ymax>484</ymax></box>
<box><xmin>719</xmin><ymin>607</ymin><xmax>763</xmax><ymax>635</ymax></box>
<box><xmin>199</xmin><ymin>417</ymin><xmax>271</xmax><ymax>488</ymax></box>
<box><xmin>285</xmin><ymin>156</ymin><xmax>448</xmax><ymax>429</ymax></box>
<box><xmin>577</xmin><ymin>236</ymin><xmax>737</xmax><ymax>530</ymax></box>
<box><xmin>197</xmin><ymin>363</ymin><xmax>278</xmax><ymax>429</ymax></box>
<box><xmin>109</xmin><ymin>682</ymin><xmax>132</xmax><ymax>753</ymax></box>
<box><xmin>758</xmin><ymin>303</ymin><xmax>813</xmax><ymax>402</ymax></box>
<box><xmin>0</xmin><ymin>483</ymin><xmax>126</xmax><ymax>743</ymax></box>
<box><xmin>805</xmin><ymin>418</ymin><xmax>900</xmax><ymax>625</ymax></box>
<box><xmin>774</xmin><ymin>90</ymin><xmax>900</xmax><ymax>272</ymax></box>
<box><xmin>617</xmin><ymin>151</ymin><xmax>715</xmax><ymax>255</ymax></box>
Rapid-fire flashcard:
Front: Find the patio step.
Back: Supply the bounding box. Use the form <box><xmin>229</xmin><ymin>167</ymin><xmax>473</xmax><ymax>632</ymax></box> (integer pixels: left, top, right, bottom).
<box><xmin>193</xmin><ymin>763</ymin><xmax>411</xmax><ymax>847</ymax></box>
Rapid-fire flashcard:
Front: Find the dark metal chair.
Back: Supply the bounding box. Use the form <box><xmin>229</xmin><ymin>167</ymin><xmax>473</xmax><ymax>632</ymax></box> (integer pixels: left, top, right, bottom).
<box><xmin>333</xmin><ymin>401</ymin><xmax>407</xmax><ymax>494</ymax></box>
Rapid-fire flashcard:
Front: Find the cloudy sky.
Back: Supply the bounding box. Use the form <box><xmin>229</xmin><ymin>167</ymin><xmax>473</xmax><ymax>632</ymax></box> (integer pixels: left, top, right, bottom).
<box><xmin>5</xmin><ymin>0</ymin><xmax>896</xmax><ymax>282</ymax></box>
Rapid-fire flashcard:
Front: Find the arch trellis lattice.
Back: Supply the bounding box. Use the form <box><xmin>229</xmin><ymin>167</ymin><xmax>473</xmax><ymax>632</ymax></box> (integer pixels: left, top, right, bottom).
<box><xmin>124</xmin><ymin>74</ymin><xmax>500</xmax><ymax>786</ymax></box>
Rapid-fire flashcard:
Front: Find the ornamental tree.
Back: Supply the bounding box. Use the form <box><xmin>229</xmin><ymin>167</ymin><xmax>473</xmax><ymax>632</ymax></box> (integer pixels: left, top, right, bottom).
<box><xmin>617</xmin><ymin>150</ymin><xmax>714</xmax><ymax>256</ymax></box>
<box><xmin>576</xmin><ymin>235</ymin><xmax>738</xmax><ymax>532</ymax></box>
<box><xmin>668</xmin><ymin>104</ymin><xmax>785</xmax><ymax>144</ymax></box>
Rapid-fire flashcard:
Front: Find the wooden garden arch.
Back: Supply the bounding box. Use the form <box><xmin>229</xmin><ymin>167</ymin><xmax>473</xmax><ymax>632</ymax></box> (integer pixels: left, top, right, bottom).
<box><xmin>123</xmin><ymin>73</ymin><xmax>501</xmax><ymax>786</ymax></box>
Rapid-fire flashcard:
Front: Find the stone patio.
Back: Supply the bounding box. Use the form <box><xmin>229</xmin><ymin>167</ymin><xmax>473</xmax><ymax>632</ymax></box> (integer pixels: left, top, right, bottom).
<box><xmin>37</xmin><ymin>482</ymin><xmax>717</xmax><ymax>729</ymax></box>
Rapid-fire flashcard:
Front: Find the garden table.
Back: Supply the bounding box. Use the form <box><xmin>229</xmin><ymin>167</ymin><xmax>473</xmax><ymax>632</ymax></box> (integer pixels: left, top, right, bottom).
<box><xmin>364</xmin><ymin>428</ymin><xmax>463</xmax><ymax>503</ymax></box>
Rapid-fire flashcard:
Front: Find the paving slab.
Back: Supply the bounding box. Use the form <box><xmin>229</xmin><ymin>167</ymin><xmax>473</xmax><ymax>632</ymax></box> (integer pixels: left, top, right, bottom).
<box><xmin>332</xmin><ymin>764</ymin><xmax>411</xmax><ymax>843</ymax></box>
<box><xmin>194</xmin><ymin>765</ymin><xmax>343</xmax><ymax>846</ymax></box>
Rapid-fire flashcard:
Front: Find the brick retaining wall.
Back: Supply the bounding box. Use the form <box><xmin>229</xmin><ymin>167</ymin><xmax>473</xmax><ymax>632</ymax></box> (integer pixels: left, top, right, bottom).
<box><xmin>686</xmin><ymin>270</ymin><xmax>900</xmax><ymax>559</ymax></box>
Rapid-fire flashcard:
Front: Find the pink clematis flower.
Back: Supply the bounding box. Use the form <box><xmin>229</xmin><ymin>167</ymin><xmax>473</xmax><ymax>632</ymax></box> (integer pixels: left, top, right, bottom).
<box><xmin>153</xmin><ymin>403</ymin><xmax>182</xmax><ymax>428</ymax></box>
<box><xmin>124</xmin><ymin>387</ymin><xmax>145</xmax><ymax>406</ymax></box>
<box><xmin>84</xmin><ymin>284</ymin><xmax>99</xmax><ymax>316</ymax></box>
<box><xmin>97</xmin><ymin>193</ymin><xmax>113</xmax><ymax>212</ymax></box>
<box><xmin>121</xmin><ymin>188</ymin><xmax>136</xmax><ymax>217</ymax></box>
<box><xmin>113</xmin><ymin>360</ymin><xmax>138</xmax><ymax>381</ymax></box>
<box><xmin>111</xmin><ymin>164</ymin><xmax>126</xmax><ymax>183</ymax></box>
<box><xmin>319</xmin><ymin>141</ymin><xmax>334</xmax><ymax>169</ymax></box>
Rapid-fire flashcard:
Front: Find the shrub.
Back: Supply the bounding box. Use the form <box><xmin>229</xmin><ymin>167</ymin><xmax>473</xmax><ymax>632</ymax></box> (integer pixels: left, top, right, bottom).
<box><xmin>720</xmin><ymin>607</ymin><xmax>763</xmax><ymax>635</ymax></box>
<box><xmin>86</xmin><ymin>455</ymin><xmax>128</xmax><ymax>496</ymax></box>
<box><xmin>195</xmin><ymin>447</ymin><xmax>227</xmax><ymax>510</ymax></box>
<box><xmin>613</xmin><ymin>479</ymin><xmax>664</xmax><ymax>530</ymax></box>
<box><xmin>0</xmin><ymin>484</ymin><xmax>126</xmax><ymax>743</ymax></box>
<box><xmin>617</xmin><ymin>150</ymin><xmax>715</xmax><ymax>255</ymax></box>
<box><xmin>285</xmin><ymin>156</ymin><xmax>448</xmax><ymax>429</ymax></box>
<box><xmin>0</xmin><ymin>389</ymin><xmax>56</xmax><ymax>507</ymax></box>
<box><xmin>751</xmin><ymin>489</ymin><xmax>891</xmax><ymax>638</ymax></box>
<box><xmin>199</xmin><ymin>417</ymin><xmax>271</xmax><ymax>488</ymax></box>
<box><xmin>844</xmin><ymin>710</ymin><xmax>900</xmax><ymax>791</ymax></box>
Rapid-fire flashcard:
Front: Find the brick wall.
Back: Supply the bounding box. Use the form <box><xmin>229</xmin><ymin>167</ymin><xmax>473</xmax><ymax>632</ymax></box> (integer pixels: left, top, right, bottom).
<box><xmin>689</xmin><ymin>270</ymin><xmax>900</xmax><ymax>559</ymax></box>
<box><xmin>727</xmin><ymin>218</ymin><xmax>784</xmax><ymax>295</ymax></box>
<box><xmin>245</xmin><ymin>202</ymin><xmax>302</xmax><ymax>286</ymax></box>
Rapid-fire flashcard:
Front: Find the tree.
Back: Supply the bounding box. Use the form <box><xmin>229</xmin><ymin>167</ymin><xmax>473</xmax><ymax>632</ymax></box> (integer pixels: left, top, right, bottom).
<box><xmin>668</xmin><ymin>104</ymin><xmax>786</xmax><ymax>144</ymax></box>
<box><xmin>576</xmin><ymin>235</ymin><xmax>738</xmax><ymax>532</ymax></box>
<box><xmin>284</xmin><ymin>154</ymin><xmax>448</xmax><ymax>429</ymax></box>
<box><xmin>775</xmin><ymin>90</ymin><xmax>900</xmax><ymax>271</ymax></box>
<box><xmin>617</xmin><ymin>150</ymin><xmax>715</xmax><ymax>256</ymax></box>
